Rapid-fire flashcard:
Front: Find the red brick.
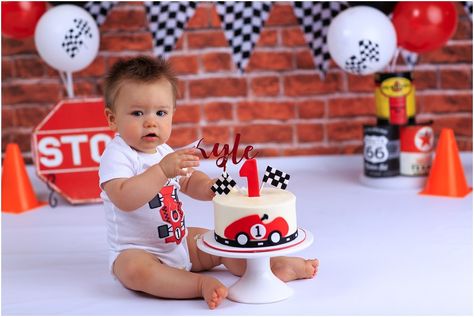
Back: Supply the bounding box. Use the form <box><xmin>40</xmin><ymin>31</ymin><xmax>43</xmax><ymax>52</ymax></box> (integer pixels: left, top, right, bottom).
<box><xmin>209</xmin><ymin>4</ymin><xmax>222</xmax><ymax>28</ymax></box>
<box><xmin>327</xmin><ymin>120</ymin><xmax>368</xmax><ymax>142</ymax></box>
<box><xmin>266</xmin><ymin>4</ymin><xmax>298</xmax><ymax>26</ymax></box>
<box><xmin>187</xmin><ymin>5</ymin><xmax>210</xmax><ymax>29</ymax></box>
<box><xmin>295</xmin><ymin>50</ymin><xmax>315</xmax><ymax>69</ymax></box>
<box><xmin>202</xmin><ymin>52</ymin><xmax>232</xmax><ymax>72</ymax></box>
<box><xmin>419</xmin><ymin>93</ymin><xmax>472</xmax><ymax>114</ymax></box>
<box><xmin>168</xmin><ymin>55</ymin><xmax>199</xmax><ymax>75</ymax></box>
<box><xmin>456</xmin><ymin>138</ymin><xmax>473</xmax><ymax>151</ymax></box>
<box><xmin>168</xmin><ymin>127</ymin><xmax>198</xmax><ymax>148</ymax></box>
<box><xmin>256</xmin><ymin>29</ymin><xmax>278</xmax><ymax>47</ymax></box>
<box><xmin>237</xmin><ymin>101</ymin><xmax>294</xmax><ymax>121</ymax></box>
<box><xmin>204</xmin><ymin>102</ymin><xmax>233</xmax><ymax>121</ymax></box>
<box><xmin>74</xmin><ymin>80</ymin><xmax>98</xmax><ymax>97</ymax></box>
<box><xmin>236</xmin><ymin>124</ymin><xmax>293</xmax><ymax>143</ymax></box>
<box><xmin>421</xmin><ymin>43</ymin><xmax>472</xmax><ymax>64</ymax></box>
<box><xmin>440</xmin><ymin>68</ymin><xmax>472</xmax><ymax>89</ymax></box>
<box><xmin>101</xmin><ymin>7</ymin><xmax>147</xmax><ymax>31</ymax></box>
<box><xmin>297</xmin><ymin>100</ymin><xmax>325</xmax><ymax>118</ymax></box>
<box><xmin>173</xmin><ymin>105</ymin><xmax>200</xmax><ymax>123</ymax></box>
<box><xmin>14</xmin><ymin>105</ymin><xmax>52</xmax><ymax>128</ymax></box>
<box><xmin>202</xmin><ymin>126</ymin><xmax>231</xmax><ymax>144</ymax></box>
<box><xmin>282</xmin><ymin>27</ymin><xmax>306</xmax><ymax>47</ymax></box>
<box><xmin>284</xmin><ymin>73</ymin><xmax>342</xmax><ymax>96</ymax></box>
<box><xmin>2</xmin><ymin>59</ymin><xmax>14</xmax><ymax>79</ymax></box>
<box><xmin>189</xmin><ymin>78</ymin><xmax>247</xmax><ymax>98</ymax></box>
<box><xmin>347</xmin><ymin>74</ymin><xmax>374</xmax><ymax>93</ymax></box>
<box><xmin>283</xmin><ymin>144</ymin><xmax>363</xmax><ymax>156</ymax></box>
<box><xmin>1</xmin><ymin>37</ymin><xmax>36</xmax><ymax>55</ymax></box>
<box><xmin>297</xmin><ymin>124</ymin><xmax>324</xmax><ymax>142</ymax></box>
<box><xmin>75</xmin><ymin>56</ymin><xmax>106</xmax><ymax>77</ymax></box>
<box><xmin>2</xmin><ymin>82</ymin><xmax>62</xmax><ymax>104</ymax></box>
<box><xmin>187</xmin><ymin>31</ymin><xmax>228</xmax><ymax>49</ymax></box>
<box><xmin>101</xmin><ymin>33</ymin><xmax>153</xmax><ymax>51</ymax></box>
<box><xmin>453</xmin><ymin>10</ymin><xmax>472</xmax><ymax>40</ymax></box>
<box><xmin>432</xmin><ymin>116</ymin><xmax>472</xmax><ymax>137</ymax></box>
<box><xmin>177</xmin><ymin>81</ymin><xmax>186</xmax><ymax>100</ymax></box>
<box><xmin>247</xmin><ymin>51</ymin><xmax>292</xmax><ymax>71</ymax></box>
<box><xmin>328</xmin><ymin>97</ymin><xmax>375</xmax><ymax>118</ymax></box>
<box><xmin>14</xmin><ymin>56</ymin><xmax>45</xmax><ymax>78</ymax></box>
<box><xmin>412</xmin><ymin>70</ymin><xmax>438</xmax><ymax>90</ymax></box>
<box><xmin>2</xmin><ymin>107</ymin><xmax>16</xmax><ymax>129</ymax></box>
<box><xmin>250</xmin><ymin>76</ymin><xmax>280</xmax><ymax>96</ymax></box>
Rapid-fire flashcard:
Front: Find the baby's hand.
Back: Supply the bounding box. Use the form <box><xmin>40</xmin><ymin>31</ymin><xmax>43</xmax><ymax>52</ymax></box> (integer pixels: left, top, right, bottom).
<box><xmin>158</xmin><ymin>148</ymin><xmax>200</xmax><ymax>178</ymax></box>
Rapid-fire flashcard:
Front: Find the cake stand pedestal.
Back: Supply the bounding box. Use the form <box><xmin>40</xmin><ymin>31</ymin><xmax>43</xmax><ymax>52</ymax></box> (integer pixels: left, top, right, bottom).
<box><xmin>197</xmin><ymin>228</ymin><xmax>313</xmax><ymax>304</ymax></box>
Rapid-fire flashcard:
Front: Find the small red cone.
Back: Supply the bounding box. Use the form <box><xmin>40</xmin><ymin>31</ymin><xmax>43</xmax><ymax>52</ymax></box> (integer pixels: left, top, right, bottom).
<box><xmin>420</xmin><ymin>129</ymin><xmax>472</xmax><ymax>198</ymax></box>
<box><xmin>2</xmin><ymin>143</ymin><xmax>47</xmax><ymax>213</ymax></box>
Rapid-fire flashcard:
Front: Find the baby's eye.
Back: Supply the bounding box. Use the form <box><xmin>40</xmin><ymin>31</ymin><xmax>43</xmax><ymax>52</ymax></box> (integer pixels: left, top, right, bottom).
<box><xmin>131</xmin><ymin>111</ymin><xmax>143</xmax><ymax>116</ymax></box>
<box><xmin>157</xmin><ymin>110</ymin><xmax>167</xmax><ymax>117</ymax></box>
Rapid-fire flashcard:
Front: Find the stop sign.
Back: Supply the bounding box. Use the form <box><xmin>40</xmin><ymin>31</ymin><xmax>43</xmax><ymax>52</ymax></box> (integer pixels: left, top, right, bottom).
<box><xmin>31</xmin><ymin>98</ymin><xmax>115</xmax><ymax>204</ymax></box>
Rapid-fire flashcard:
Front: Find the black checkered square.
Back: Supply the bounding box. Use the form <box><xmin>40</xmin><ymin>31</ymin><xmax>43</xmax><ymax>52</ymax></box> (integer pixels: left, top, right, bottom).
<box><xmin>262</xmin><ymin>166</ymin><xmax>290</xmax><ymax>190</ymax></box>
<box><xmin>345</xmin><ymin>39</ymin><xmax>380</xmax><ymax>75</ymax></box>
<box><xmin>145</xmin><ymin>2</ymin><xmax>197</xmax><ymax>58</ymax></box>
<box><xmin>216</xmin><ymin>1</ymin><xmax>272</xmax><ymax>72</ymax></box>
<box><xmin>211</xmin><ymin>172</ymin><xmax>237</xmax><ymax>195</ymax></box>
<box><xmin>84</xmin><ymin>1</ymin><xmax>116</xmax><ymax>26</ymax></box>
<box><xmin>293</xmin><ymin>1</ymin><xmax>348</xmax><ymax>77</ymax></box>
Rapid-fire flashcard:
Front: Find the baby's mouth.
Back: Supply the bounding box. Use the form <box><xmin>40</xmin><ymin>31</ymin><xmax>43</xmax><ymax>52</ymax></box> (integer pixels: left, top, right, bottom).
<box><xmin>143</xmin><ymin>133</ymin><xmax>158</xmax><ymax>139</ymax></box>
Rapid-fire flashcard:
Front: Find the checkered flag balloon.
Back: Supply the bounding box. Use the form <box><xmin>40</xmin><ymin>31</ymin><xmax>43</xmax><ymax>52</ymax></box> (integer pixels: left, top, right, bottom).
<box><xmin>345</xmin><ymin>39</ymin><xmax>380</xmax><ymax>75</ymax></box>
<box><xmin>211</xmin><ymin>172</ymin><xmax>237</xmax><ymax>195</ymax></box>
<box><xmin>84</xmin><ymin>1</ymin><xmax>116</xmax><ymax>26</ymax></box>
<box><xmin>262</xmin><ymin>166</ymin><xmax>290</xmax><ymax>190</ymax></box>
<box><xmin>293</xmin><ymin>1</ymin><xmax>348</xmax><ymax>77</ymax></box>
<box><xmin>145</xmin><ymin>2</ymin><xmax>197</xmax><ymax>58</ymax></box>
<box><xmin>216</xmin><ymin>1</ymin><xmax>272</xmax><ymax>72</ymax></box>
<box><xmin>464</xmin><ymin>1</ymin><xmax>473</xmax><ymax>20</ymax></box>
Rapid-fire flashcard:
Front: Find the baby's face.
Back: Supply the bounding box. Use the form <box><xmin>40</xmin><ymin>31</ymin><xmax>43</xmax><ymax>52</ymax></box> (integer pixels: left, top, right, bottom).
<box><xmin>105</xmin><ymin>78</ymin><xmax>174</xmax><ymax>153</ymax></box>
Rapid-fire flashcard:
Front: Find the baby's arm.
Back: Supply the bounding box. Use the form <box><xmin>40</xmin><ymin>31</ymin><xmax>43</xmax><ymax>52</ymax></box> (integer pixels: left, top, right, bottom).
<box><xmin>103</xmin><ymin>148</ymin><xmax>200</xmax><ymax>211</ymax></box>
<box><xmin>180</xmin><ymin>170</ymin><xmax>216</xmax><ymax>201</ymax></box>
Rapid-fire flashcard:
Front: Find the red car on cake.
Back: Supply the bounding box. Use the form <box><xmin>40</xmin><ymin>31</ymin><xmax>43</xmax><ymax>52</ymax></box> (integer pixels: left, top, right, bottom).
<box><xmin>224</xmin><ymin>213</ymin><xmax>289</xmax><ymax>247</ymax></box>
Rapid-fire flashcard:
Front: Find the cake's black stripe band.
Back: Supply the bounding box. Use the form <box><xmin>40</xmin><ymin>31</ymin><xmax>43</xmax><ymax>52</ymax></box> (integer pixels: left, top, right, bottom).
<box><xmin>214</xmin><ymin>230</ymin><xmax>298</xmax><ymax>248</ymax></box>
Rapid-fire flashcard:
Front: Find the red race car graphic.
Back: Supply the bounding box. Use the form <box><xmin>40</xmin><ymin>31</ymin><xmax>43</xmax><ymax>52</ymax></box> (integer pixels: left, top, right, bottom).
<box><xmin>223</xmin><ymin>213</ymin><xmax>289</xmax><ymax>247</ymax></box>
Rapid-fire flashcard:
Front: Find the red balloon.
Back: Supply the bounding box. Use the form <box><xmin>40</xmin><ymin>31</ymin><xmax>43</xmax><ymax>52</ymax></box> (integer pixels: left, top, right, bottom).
<box><xmin>392</xmin><ymin>2</ymin><xmax>458</xmax><ymax>53</ymax></box>
<box><xmin>1</xmin><ymin>2</ymin><xmax>47</xmax><ymax>39</ymax></box>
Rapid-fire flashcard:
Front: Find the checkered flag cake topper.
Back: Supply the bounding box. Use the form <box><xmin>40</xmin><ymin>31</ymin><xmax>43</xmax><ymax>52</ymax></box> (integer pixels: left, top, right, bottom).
<box><xmin>216</xmin><ymin>1</ymin><xmax>272</xmax><ymax>72</ymax></box>
<box><xmin>293</xmin><ymin>1</ymin><xmax>348</xmax><ymax>78</ymax></box>
<box><xmin>145</xmin><ymin>1</ymin><xmax>197</xmax><ymax>58</ymax></box>
<box><xmin>262</xmin><ymin>166</ymin><xmax>291</xmax><ymax>190</ymax></box>
<box><xmin>211</xmin><ymin>172</ymin><xmax>237</xmax><ymax>195</ymax></box>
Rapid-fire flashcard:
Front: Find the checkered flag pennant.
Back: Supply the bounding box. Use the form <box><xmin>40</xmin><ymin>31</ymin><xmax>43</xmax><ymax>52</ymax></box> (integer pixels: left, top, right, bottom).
<box><xmin>262</xmin><ymin>166</ymin><xmax>290</xmax><ymax>190</ymax></box>
<box><xmin>211</xmin><ymin>172</ymin><xmax>237</xmax><ymax>195</ymax></box>
<box><xmin>293</xmin><ymin>1</ymin><xmax>348</xmax><ymax>77</ymax></box>
<box><xmin>401</xmin><ymin>48</ymin><xmax>418</xmax><ymax>71</ymax></box>
<box><xmin>216</xmin><ymin>1</ymin><xmax>272</xmax><ymax>72</ymax></box>
<box><xmin>145</xmin><ymin>2</ymin><xmax>197</xmax><ymax>58</ymax></box>
<box><xmin>84</xmin><ymin>1</ymin><xmax>117</xmax><ymax>26</ymax></box>
<box><xmin>464</xmin><ymin>1</ymin><xmax>473</xmax><ymax>20</ymax></box>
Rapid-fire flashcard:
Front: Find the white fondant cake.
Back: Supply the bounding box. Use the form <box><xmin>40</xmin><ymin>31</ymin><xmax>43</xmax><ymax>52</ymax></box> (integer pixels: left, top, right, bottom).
<box><xmin>213</xmin><ymin>187</ymin><xmax>298</xmax><ymax>248</ymax></box>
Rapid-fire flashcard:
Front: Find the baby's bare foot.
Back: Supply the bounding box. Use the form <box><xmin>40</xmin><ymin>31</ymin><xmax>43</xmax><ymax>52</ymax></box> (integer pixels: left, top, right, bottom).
<box><xmin>271</xmin><ymin>257</ymin><xmax>319</xmax><ymax>282</ymax></box>
<box><xmin>200</xmin><ymin>276</ymin><xmax>228</xmax><ymax>309</ymax></box>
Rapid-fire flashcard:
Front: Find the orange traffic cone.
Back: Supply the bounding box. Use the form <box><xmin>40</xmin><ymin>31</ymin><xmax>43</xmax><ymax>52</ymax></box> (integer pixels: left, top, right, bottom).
<box><xmin>420</xmin><ymin>128</ymin><xmax>472</xmax><ymax>198</ymax></box>
<box><xmin>1</xmin><ymin>143</ymin><xmax>47</xmax><ymax>213</ymax></box>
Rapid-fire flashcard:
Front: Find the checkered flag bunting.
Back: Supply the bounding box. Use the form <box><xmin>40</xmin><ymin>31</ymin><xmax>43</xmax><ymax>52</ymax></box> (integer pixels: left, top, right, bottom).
<box><xmin>211</xmin><ymin>172</ymin><xmax>237</xmax><ymax>195</ymax></box>
<box><xmin>293</xmin><ymin>1</ymin><xmax>348</xmax><ymax>78</ymax></box>
<box><xmin>262</xmin><ymin>166</ymin><xmax>290</xmax><ymax>190</ymax></box>
<box><xmin>84</xmin><ymin>1</ymin><xmax>116</xmax><ymax>26</ymax></box>
<box><xmin>401</xmin><ymin>49</ymin><xmax>418</xmax><ymax>70</ymax></box>
<box><xmin>216</xmin><ymin>1</ymin><xmax>272</xmax><ymax>72</ymax></box>
<box><xmin>145</xmin><ymin>2</ymin><xmax>197</xmax><ymax>58</ymax></box>
<box><xmin>464</xmin><ymin>1</ymin><xmax>473</xmax><ymax>20</ymax></box>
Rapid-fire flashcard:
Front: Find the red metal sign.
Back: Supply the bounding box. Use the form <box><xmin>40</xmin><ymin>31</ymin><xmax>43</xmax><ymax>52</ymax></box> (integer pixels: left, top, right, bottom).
<box><xmin>31</xmin><ymin>98</ymin><xmax>115</xmax><ymax>204</ymax></box>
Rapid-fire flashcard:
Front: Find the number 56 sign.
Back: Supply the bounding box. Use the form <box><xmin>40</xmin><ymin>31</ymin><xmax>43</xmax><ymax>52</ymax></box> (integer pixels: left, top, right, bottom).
<box><xmin>32</xmin><ymin>98</ymin><xmax>115</xmax><ymax>204</ymax></box>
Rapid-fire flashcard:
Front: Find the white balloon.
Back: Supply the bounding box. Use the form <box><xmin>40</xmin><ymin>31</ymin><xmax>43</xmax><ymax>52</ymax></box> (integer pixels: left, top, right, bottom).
<box><xmin>327</xmin><ymin>6</ymin><xmax>397</xmax><ymax>76</ymax></box>
<box><xmin>34</xmin><ymin>5</ymin><xmax>100</xmax><ymax>73</ymax></box>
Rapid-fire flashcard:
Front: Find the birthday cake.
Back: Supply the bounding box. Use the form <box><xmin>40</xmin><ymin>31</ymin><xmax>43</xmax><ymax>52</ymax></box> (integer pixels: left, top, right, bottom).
<box><xmin>213</xmin><ymin>187</ymin><xmax>298</xmax><ymax>248</ymax></box>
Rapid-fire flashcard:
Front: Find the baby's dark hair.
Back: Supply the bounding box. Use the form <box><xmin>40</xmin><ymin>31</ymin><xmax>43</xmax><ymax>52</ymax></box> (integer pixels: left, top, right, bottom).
<box><xmin>104</xmin><ymin>56</ymin><xmax>178</xmax><ymax>110</ymax></box>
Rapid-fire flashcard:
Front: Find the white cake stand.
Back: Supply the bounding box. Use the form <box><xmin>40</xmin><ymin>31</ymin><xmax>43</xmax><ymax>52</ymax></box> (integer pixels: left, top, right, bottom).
<box><xmin>197</xmin><ymin>228</ymin><xmax>313</xmax><ymax>304</ymax></box>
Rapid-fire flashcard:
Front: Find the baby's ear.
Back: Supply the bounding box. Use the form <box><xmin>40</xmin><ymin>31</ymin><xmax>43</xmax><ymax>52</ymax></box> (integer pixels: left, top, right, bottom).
<box><xmin>104</xmin><ymin>108</ymin><xmax>117</xmax><ymax>131</ymax></box>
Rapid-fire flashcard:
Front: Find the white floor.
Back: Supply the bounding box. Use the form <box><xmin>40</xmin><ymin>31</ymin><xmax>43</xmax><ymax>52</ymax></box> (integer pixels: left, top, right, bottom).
<box><xmin>2</xmin><ymin>154</ymin><xmax>473</xmax><ymax>315</ymax></box>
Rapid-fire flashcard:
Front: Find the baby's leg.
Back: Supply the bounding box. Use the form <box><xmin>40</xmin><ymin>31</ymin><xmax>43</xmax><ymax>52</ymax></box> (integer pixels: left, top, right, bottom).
<box><xmin>188</xmin><ymin>227</ymin><xmax>319</xmax><ymax>281</ymax></box>
<box><xmin>113</xmin><ymin>249</ymin><xmax>227</xmax><ymax>309</ymax></box>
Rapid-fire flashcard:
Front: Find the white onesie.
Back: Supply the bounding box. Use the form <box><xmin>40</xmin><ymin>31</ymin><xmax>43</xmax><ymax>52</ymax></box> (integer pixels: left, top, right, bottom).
<box><xmin>99</xmin><ymin>135</ymin><xmax>192</xmax><ymax>274</ymax></box>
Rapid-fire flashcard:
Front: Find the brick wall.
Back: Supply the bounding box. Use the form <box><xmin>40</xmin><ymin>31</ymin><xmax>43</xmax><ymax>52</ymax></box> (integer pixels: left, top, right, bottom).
<box><xmin>2</xmin><ymin>2</ymin><xmax>472</xmax><ymax>163</ymax></box>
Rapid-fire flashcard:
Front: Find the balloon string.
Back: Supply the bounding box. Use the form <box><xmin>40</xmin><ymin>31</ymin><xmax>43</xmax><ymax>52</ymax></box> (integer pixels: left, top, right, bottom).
<box><xmin>391</xmin><ymin>47</ymin><xmax>400</xmax><ymax>72</ymax></box>
<box><xmin>46</xmin><ymin>174</ymin><xmax>58</xmax><ymax>208</ymax></box>
<box><xmin>59</xmin><ymin>71</ymin><xmax>75</xmax><ymax>99</ymax></box>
